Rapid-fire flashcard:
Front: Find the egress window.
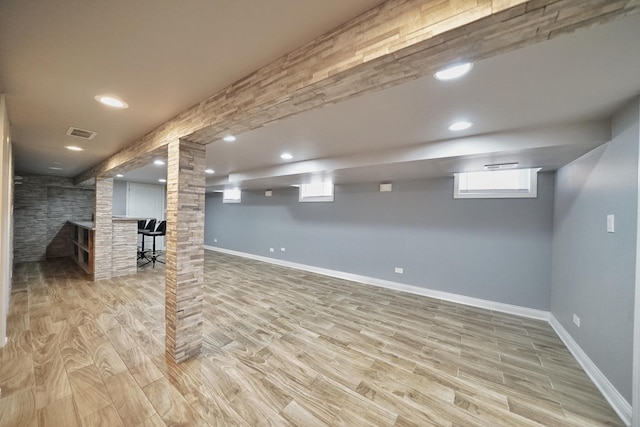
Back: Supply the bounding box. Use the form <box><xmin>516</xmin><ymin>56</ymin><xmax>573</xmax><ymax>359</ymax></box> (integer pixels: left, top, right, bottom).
<box><xmin>222</xmin><ymin>187</ymin><xmax>241</xmax><ymax>203</ymax></box>
<box><xmin>454</xmin><ymin>168</ymin><xmax>540</xmax><ymax>199</ymax></box>
<box><xmin>299</xmin><ymin>180</ymin><xmax>334</xmax><ymax>202</ymax></box>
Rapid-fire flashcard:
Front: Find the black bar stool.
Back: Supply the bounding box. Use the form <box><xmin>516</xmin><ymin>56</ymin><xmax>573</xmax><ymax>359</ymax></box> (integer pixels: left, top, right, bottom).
<box><xmin>139</xmin><ymin>220</ymin><xmax>166</xmax><ymax>268</ymax></box>
<box><xmin>137</xmin><ymin>219</ymin><xmax>156</xmax><ymax>260</ymax></box>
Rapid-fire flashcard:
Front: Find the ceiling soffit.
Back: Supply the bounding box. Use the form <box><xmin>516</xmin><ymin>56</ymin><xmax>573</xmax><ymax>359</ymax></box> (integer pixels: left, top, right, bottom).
<box><xmin>75</xmin><ymin>0</ymin><xmax>640</xmax><ymax>184</ymax></box>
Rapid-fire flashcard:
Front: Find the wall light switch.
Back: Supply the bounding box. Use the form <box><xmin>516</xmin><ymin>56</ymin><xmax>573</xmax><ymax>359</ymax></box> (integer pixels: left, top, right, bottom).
<box><xmin>269</xmin><ymin>248</ymin><xmax>274</xmax><ymax>252</ymax></box>
<box><xmin>573</xmin><ymin>313</ymin><xmax>581</xmax><ymax>327</ymax></box>
<box><xmin>280</xmin><ymin>248</ymin><xmax>286</xmax><ymax>252</ymax></box>
<box><xmin>607</xmin><ymin>214</ymin><xmax>615</xmax><ymax>233</ymax></box>
<box><xmin>214</xmin><ymin>238</ymin><xmax>218</xmax><ymax>243</ymax></box>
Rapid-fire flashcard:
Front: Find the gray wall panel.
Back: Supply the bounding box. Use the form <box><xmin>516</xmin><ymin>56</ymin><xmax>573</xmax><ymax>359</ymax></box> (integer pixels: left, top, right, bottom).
<box><xmin>551</xmin><ymin>98</ymin><xmax>639</xmax><ymax>402</ymax></box>
<box><xmin>205</xmin><ymin>173</ymin><xmax>555</xmax><ymax>310</ymax></box>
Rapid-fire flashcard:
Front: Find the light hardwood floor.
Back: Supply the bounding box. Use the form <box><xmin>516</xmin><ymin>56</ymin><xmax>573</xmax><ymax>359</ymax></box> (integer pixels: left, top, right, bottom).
<box><xmin>0</xmin><ymin>251</ymin><xmax>624</xmax><ymax>426</ymax></box>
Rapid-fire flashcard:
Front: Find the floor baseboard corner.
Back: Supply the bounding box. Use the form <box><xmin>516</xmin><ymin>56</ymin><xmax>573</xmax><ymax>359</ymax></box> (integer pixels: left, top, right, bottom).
<box><xmin>549</xmin><ymin>314</ymin><xmax>631</xmax><ymax>426</ymax></box>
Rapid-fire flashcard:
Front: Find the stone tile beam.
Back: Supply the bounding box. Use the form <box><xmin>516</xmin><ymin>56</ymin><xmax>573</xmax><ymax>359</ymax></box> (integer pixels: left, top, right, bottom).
<box><xmin>74</xmin><ymin>0</ymin><xmax>639</xmax><ymax>184</ymax></box>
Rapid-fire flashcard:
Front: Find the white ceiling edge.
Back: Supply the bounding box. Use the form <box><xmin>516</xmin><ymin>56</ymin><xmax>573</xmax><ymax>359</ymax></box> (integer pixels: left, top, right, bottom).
<box><xmin>205</xmin><ymin>119</ymin><xmax>611</xmax><ymax>190</ymax></box>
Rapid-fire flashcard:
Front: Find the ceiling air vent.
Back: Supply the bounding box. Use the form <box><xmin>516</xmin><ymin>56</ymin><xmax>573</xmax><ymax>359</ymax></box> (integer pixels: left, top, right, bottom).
<box><xmin>66</xmin><ymin>127</ymin><xmax>97</xmax><ymax>140</ymax></box>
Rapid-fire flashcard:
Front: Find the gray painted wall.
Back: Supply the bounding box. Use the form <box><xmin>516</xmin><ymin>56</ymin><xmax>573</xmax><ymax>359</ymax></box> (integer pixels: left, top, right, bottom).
<box><xmin>551</xmin><ymin>98</ymin><xmax>639</xmax><ymax>403</ymax></box>
<box><xmin>113</xmin><ymin>180</ymin><xmax>127</xmax><ymax>216</ymax></box>
<box><xmin>13</xmin><ymin>175</ymin><xmax>94</xmax><ymax>263</ymax></box>
<box><xmin>205</xmin><ymin>173</ymin><xmax>555</xmax><ymax>310</ymax></box>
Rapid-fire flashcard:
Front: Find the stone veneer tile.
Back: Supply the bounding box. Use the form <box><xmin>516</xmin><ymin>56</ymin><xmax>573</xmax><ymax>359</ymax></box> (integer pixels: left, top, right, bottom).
<box><xmin>46</xmin><ymin>187</ymin><xmax>94</xmax><ymax>259</ymax></box>
<box><xmin>165</xmin><ymin>140</ymin><xmax>205</xmax><ymax>363</ymax></box>
<box><xmin>111</xmin><ymin>221</ymin><xmax>137</xmax><ymax>277</ymax></box>
<box><xmin>94</xmin><ymin>178</ymin><xmax>113</xmax><ymax>281</ymax></box>
<box><xmin>13</xmin><ymin>175</ymin><xmax>94</xmax><ymax>264</ymax></box>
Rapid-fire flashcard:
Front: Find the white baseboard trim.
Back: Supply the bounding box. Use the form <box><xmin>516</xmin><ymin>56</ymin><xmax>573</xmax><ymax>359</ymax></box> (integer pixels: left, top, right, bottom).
<box><xmin>549</xmin><ymin>315</ymin><xmax>632</xmax><ymax>426</ymax></box>
<box><xmin>205</xmin><ymin>245</ymin><xmax>550</xmax><ymax>321</ymax></box>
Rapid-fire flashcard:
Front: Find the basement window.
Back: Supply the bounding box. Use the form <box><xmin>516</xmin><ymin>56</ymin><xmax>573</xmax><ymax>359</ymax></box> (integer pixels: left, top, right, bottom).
<box><xmin>299</xmin><ymin>181</ymin><xmax>334</xmax><ymax>202</ymax></box>
<box><xmin>222</xmin><ymin>188</ymin><xmax>241</xmax><ymax>204</ymax></box>
<box><xmin>454</xmin><ymin>168</ymin><xmax>540</xmax><ymax>199</ymax></box>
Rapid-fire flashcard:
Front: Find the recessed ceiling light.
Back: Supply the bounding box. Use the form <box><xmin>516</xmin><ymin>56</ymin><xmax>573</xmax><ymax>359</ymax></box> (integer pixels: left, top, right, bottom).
<box><xmin>65</xmin><ymin>145</ymin><xmax>84</xmax><ymax>151</ymax></box>
<box><xmin>153</xmin><ymin>159</ymin><xmax>165</xmax><ymax>165</ymax></box>
<box><xmin>49</xmin><ymin>166</ymin><xmax>63</xmax><ymax>170</ymax></box>
<box><xmin>223</xmin><ymin>135</ymin><xmax>236</xmax><ymax>142</ymax></box>
<box><xmin>280</xmin><ymin>152</ymin><xmax>293</xmax><ymax>160</ymax></box>
<box><xmin>448</xmin><ymin>121</ymin><xmax>473</xmax><ymax>131</ymax></box>
<box><xmin>158</xmin><ymin>178</ymin><xmax>167</xmax><ymax>183</ymax></box>
<box><xmin>95</xmin><ymin>95</ymin><xmax>129</xmax><ymax>109</ymax></box>
<box><xmin>116</xmin><ymin>174</ymin><xmax>124</xmax><ymax>178</ymax></box>
<box><xmin>434</xmin><ymin>62</ymin><xmax>473</xmax><ymax>81</ymax></box>
<box><xmin>205</xmin><ymin>168</ymin><xmax>215</xmax><ymax>174</ymax></box>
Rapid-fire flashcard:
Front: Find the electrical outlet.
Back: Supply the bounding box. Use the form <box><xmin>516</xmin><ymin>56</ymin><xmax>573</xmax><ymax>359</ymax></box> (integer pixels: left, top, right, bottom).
<box><xmin>394</xmin><ymin>267</ymin><xmax>404</xmax><ymax>274</ymax></box>
<box><xmin>269</xmin><ymin>248</ymin><xmax>274</xmax><ymax>252</ymax></box>
<box><xmin>573</xmin><ymin>313</ymin><xmax>581</xmax><ymax>327</ymax></box>
<box><xmin>280</xmin><ymin>248</ymin><xmax>286</xmax><ymax>252</ymax></box>
<box><xmin>214</xmin><ymin>238</ymin><xmax>218</xmax><ymax>243</ymax></box>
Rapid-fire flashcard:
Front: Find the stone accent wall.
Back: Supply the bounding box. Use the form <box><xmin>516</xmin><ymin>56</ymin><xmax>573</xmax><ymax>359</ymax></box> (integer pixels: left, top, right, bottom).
<box><xmin>46</xmin><ymin>187</ymin><xmax>94</xmax><ymax>259</ymax></box>
<box><xmin>13</xmin><ymin>175</ymin><xmax>94</xmax><ymax>263</ymax></box>
<box><xmin>111</xmin><ymin>219</ymin><xmax>137</xmax><ymax>277</ymax></box>
<box><xmin>94</xmin><ymin>178</ymin><xmax>113</xmax><ymax>281</ymax></box>
<box><xmin>165</xmin><ymin>140</ymin><xmax>205</xmax><ymax>362</ymax></box>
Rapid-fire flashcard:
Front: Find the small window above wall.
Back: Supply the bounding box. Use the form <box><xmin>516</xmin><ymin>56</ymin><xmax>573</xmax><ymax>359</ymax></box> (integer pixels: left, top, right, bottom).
<box><xmin>299</xmin><ymin>180</ymin><xmax>334</xmax><ymax>202</ymax></box>
<box><xmin>223</xmin><ymin>188</ymin><xmax>241</xmax><ymax>203</ymax></box>
<box><xmin>454</xmin><ymin>168</ymin><xmax>541</xmax><ymax>199</ymax></box>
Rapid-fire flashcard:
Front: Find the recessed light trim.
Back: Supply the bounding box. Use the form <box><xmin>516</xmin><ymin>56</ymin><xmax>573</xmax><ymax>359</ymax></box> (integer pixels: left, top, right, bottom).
<box><xmin>434</xmin><ymin>62</ymin><xmax>473</xmax><ymax>81</ymax></box>
<box><xmin>153</xmin><ymin>159</ymin><xmax>165</xmax><ymax>166</ymax></box>
<box><xmin>223</xmin><ymin>135</ymin><xmax>236</xmax><ymax>142</ymax></box>
<box><xmin>49</xmin><ymin>166</ymin><xmax>63</xmax><ymax>170</ymax></box>
<box><xmin>205</xmin><ymin>168</ymin><xmax>215</xmax><ymax>174</ymax></box>
<box><xmin>65</xmin><ymin>145</ymin><xmax>84</xmax><ymax>151</ymax></box>
<box><xmin>116</xmin><ymin>174</ymin><xmax>124</xmax><ymax>178</ymax></box>
<box><xmin>280</xmin><ymin>152</ymin><xmax>293</xmax><ymax>160</ymax></box>
<box><xmin>158</xmin><ymin>178</ymin><xmax>167</xmax><ymax>183</ymax></box>
<box><xmin>95</xmin><ymin>95</ymin><xmax>129</xmax><ymax>109</ymax></box>
<box><xmin>448</xmin><ymin>121</ymin><xmax>473</xmax><ymax>131</ymax></box>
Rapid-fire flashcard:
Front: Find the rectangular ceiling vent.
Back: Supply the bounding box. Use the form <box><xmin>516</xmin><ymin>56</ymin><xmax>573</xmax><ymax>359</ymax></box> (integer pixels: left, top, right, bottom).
<box><xmin>66</xmin><ymin>126</ymin><xmax>97</xmax><ymax>140</ymax></box>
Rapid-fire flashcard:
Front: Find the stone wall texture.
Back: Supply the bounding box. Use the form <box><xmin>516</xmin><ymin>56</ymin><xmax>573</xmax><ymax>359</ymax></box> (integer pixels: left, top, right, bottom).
<box><xmin>165</xmin><ymin>139</ymin><xmax>205</xmax><ymax>363</ymax></box>
<box><xmin>13</xmin><ymin>175</ymin><xmax>94</xmax><ymax>263</ymax></box>
<box><xmin>111</xmin><ymin>220</ymin><xmax>138</xmax><ymax>277</ymax></box>
<box><xmin>94</xmin><ymin>178</ymin><xmax>113</xmax><ymax>281</ymax></box>
<box><xmin>47</xmin><ymin>187</ymin><xmax>94</xmax><ymax>259</ymax></box>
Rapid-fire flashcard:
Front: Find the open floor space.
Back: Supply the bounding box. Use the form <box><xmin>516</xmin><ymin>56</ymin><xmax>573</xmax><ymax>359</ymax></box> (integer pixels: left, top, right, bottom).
<box><xmin>0</xmin><ymin>251</ymin><xmax>623</xmax><ymax>426</ymax></box>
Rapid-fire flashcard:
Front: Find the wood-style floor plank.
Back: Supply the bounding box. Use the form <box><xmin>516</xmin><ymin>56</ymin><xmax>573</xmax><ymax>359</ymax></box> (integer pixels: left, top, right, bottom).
<box><xmin>0</xmin><ymin>253</ymin><xmax>625</xmax><ymax>427</ymax></box>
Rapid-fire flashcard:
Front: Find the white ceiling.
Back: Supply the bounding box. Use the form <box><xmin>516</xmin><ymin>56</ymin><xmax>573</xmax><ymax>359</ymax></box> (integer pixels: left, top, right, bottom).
<box><xmin>1</xmin><ymin>2</ymin><xmax>639</xmax><ymax>191</ymax></box>
<box><xmin>0</xmin><ymin>0</ymin><xmax>385</xmax><ymax>176</ymax></box>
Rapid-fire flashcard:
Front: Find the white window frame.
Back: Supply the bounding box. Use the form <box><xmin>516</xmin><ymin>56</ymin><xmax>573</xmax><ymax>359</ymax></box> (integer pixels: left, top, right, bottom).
<box><xmin>223</xmin><ymin>188</ymin><xmax>241</xmax><ymax>204</ymax></box>
<box><xmin>454</xmin><ymin>168</ymin><xmax>540</xmax><ymax>199</ymax></box>
<box><xmin>299</xmin><ymin>181</ymin><xmax>334</xmax><ymax>202</ymax></box>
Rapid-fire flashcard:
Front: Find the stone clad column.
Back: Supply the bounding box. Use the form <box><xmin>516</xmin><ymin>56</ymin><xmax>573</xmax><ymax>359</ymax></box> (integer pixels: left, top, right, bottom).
<box><xmin>94</xmin><ymin>177</ymin><xmax>113</xmax><ymax>281</ymax></box>
<box><xmin>165</xmin><ymin>139</ymin><xmax>205</xmax><ymax>362</ymax></box>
